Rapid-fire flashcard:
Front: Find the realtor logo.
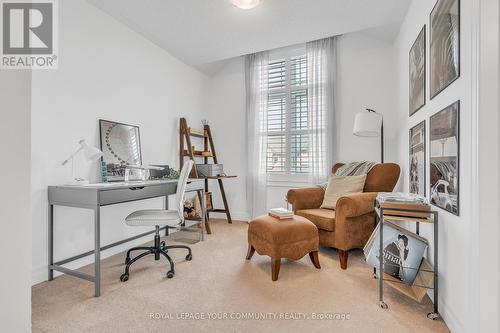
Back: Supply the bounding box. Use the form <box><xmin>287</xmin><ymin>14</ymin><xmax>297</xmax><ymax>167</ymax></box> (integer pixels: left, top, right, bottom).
<box><xmin>1</xmin><ymin>0</ymin><xmax>58</xmax><ymax>69</ymax></box>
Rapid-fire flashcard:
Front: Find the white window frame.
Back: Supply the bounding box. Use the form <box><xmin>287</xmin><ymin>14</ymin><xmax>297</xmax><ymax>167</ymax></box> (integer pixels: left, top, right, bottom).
<box><xmin>266</xmin><ymin>45</ymin><xmax>310</xmax><ymax>184</ymax></box>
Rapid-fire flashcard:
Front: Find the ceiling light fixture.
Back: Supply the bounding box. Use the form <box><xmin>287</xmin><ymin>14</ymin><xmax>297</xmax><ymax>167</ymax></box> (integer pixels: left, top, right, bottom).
<box><xmin>231</xmin><ymin>0</ymin><xmax>261</xmax><ymax>10</ymax></box>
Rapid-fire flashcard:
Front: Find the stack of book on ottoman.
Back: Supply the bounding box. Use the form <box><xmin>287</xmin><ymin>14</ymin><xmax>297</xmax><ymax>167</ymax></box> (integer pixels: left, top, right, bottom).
<box><xmin>268</xmin><ymin>208</ymin><xmax>294</xmax><ymax>220</ymax></box>
<box><xmin>364</xmin><ymin>193</ymin><xmax>434</xmax><ymax>302</ymax></box>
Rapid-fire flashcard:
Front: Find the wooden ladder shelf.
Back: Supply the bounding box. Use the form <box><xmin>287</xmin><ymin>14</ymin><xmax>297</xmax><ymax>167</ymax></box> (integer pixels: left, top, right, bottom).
<box><xmin>179</xmin><ymin>118</ymin><xmax>236</xmax><ymax>234</ymax></box>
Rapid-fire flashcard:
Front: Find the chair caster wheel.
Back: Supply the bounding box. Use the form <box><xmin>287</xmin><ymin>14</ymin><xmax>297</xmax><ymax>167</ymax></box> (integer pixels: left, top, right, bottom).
<box><xmin>427</xmin><ymin>312</ymin><xmax>439</xmax><ymax>320</ymax></box>
<box><xmin>125</xmin><ymin>257</ymin><xmax>130</xmax><ymax>265</ymax></box>
<box><xmin>167</xmin><ymin>271</ymin><xmax>174</xmax><ymax>279</ymax></box>
<box><xmin>185</xmin><ymin>254</ymin><xmax>192</xmax><ymax>261</ymax></box>
<box><xmin>379</xmin><ymin>301</ymin><xmax>388</xmax><ymax>309</ymax></box>
<box><xmin>120</xmin><ymin>273</ymin><xmax>129</xmax><ymax>282</ymax></box>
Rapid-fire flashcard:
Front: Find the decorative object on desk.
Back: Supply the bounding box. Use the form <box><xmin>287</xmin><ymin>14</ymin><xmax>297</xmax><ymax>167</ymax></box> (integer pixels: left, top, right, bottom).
<box><xmin>430</xmin><ymin>101</ymin><xmax>459</xmax><ymax>215</ymax></box>
<box><xmin>100</xmin><ymin>160</ymin><xmax>108</xmax><ymax>182</ymax></box>
<box><xmin>166</xmin><ymin>168</ymin><xmax>180</xmax><ymax>179</ymax></box>
<box><xmin>268</xmin><ymin>207</ymin><xmax>294</xmax><ymax>220</ymax></box>
<box><xmin>430</xmin><ymin>0</ymin><xmax>460</xmax><ymax>99</ymax></box>
<box><xmin>99</xmin><ymin>119</ymin><xmax>142</xmax><ymax>182</ymax></box>
<box><xmin>149</xmin><ymin>165</ymin><xmax>170</xmax><ymax>179</ymax></box>
<box><xmin>409</xmin><ymin>121</ymin><xmax>426</xmax><ymax>196</ymax></box>
<box><xmin>365</xmin><ymin>220</ymin><xmax>428</xmax><ymax>285</ymax></box>
<box><xmin>409</xmin><ymin>26</ymin><xmax>426</xmax><ymax>116</ymax></box>
<box><xmin>61</xmin><ymin>139</ymin><xmax>103</xmax><ymax>185</ymax></box>
<box><xmin>123</xmin><ymin>165</ymin><xmax>164</xmax><ymax>182</ymax></box>
<box><xmin>353</xmin><ymin>108</ymin><xmax>384</xmax><ymax>162</ymax></box>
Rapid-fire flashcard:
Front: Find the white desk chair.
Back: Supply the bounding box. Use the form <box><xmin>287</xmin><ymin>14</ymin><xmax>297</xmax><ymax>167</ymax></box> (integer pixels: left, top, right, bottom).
<box><xmin>120</xmin><ymin>160</ymin><xmax>194</xmax><ymax>282</ymax></box>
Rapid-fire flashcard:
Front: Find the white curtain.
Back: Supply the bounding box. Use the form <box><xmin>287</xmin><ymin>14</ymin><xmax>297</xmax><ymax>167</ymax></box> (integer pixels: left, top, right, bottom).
<box><xmin>307</xmin><ymin>37</ymin><xmax>336</xmax><ymax>184</ymax></box>
<box><xmin>245</xmin><ymin>51</ymin><xmax>269</xmax><ymax>219</ymax></box>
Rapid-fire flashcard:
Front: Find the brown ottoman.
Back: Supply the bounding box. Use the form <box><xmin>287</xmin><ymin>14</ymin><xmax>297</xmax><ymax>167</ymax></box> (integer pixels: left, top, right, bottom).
<box><xmin>246</xmin><ymin>214</ymin><xmax>321</xmax><ymax>281</ymax></box>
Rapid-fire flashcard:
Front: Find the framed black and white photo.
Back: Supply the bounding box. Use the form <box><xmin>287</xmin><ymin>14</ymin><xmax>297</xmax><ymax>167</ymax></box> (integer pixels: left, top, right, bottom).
<box><xmin>430</xmin><ymin>0</ymin><xmax>460</xmax><ymax>99</ymax></box>
<box><xmin>409</xmin><ymin>26</ymin><xmax>426</xmax><ymax>116</ymax></box>
<box><xmin>429</xmin><ymin>101</ymin><xmax>459</xmax><ymax>215</ymax></box>
<box><xmin>409</xmin><ymin>121</ymin><xmax>426</xmax><ymax>197</ymax></box>
<box><xmin>99</xmin><ymin>119</ymin><xmax>142</xmax><ymax>182</ymax></box>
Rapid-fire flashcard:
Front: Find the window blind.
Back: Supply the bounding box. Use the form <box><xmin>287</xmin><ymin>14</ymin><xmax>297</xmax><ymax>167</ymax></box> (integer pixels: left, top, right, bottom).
<box><xmin>265</xmin><ymin>55</ymin><xmax>310</xmax><ymax>175</ymax></box>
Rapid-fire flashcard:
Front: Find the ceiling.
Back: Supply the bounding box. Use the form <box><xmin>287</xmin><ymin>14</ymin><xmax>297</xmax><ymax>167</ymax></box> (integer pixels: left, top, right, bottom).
<box><xmin>89</xmin><ymin>0</ymin><xmax>411</xmax><ymax>67</ymax></box>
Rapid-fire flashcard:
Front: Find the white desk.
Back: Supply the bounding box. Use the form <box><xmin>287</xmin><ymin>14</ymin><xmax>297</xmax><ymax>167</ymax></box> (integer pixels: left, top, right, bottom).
<box><xmin>47</xmin><ymin>179</ymin><xmax>205</xmax><ymax>297</ymax></box>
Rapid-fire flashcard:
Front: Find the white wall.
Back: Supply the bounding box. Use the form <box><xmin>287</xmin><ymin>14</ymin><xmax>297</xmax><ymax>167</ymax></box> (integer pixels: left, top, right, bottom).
<box><xmin>31</xmin><ymin>0</ymin><xmax>209</xmax><ymax>284</ymax></box>
<box><xmin>335</xmin><ymin>32</ymin><xmax>398</xmax><ymax>163</ymax></box>
<box><xmin>205</xmin><ymin>57</ymin><xmax>248</xmax><ymax>221</ymax></box>
<box><xmin>477</xmin><ymin>0</ymin><xmax>500</xmax><ymax>331</ymax></box>
<box><xmin>206</xmin><ymin>32</ymin><xmax>398</xmax><ymax>219</ymax></box>
<box><xmin>0</xmin><ymin>71</ymin><xmax>32</xmax><ymax>331</ymax></box>
<box><xmin>393</xmin><ymin>0</ymin><xmax>475</xmax><ymax>332</ymax></box>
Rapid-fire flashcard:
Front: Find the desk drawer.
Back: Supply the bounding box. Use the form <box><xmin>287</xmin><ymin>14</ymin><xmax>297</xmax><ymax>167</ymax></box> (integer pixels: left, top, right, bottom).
<box><xmin>99</xmin><ymin>183</ymin><xmax>176</xmax><ymax>205</ymax></box>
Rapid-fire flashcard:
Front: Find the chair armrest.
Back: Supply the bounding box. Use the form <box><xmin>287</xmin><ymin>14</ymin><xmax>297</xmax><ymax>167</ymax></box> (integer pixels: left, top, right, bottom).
<box><xmin>335</xmin><ymin>192</ymin><xmax>378</xmax><ymax>218</ymax></box>
<box><xmin>286</xmin><ymin>187</ymin><xmax>325</xmax><ymax>212</ymax></box>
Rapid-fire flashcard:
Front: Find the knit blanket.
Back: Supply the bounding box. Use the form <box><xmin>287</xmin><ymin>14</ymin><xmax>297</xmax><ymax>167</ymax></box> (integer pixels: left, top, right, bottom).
<box><xmin>318</xmin><ymin>161</ymin><xmax>377</xmax><ymax>190</ymax></box>
<box><xmin>335</xmin><ymin>161</ymin><xmax>376</xmax><ymax>176</ymax></box>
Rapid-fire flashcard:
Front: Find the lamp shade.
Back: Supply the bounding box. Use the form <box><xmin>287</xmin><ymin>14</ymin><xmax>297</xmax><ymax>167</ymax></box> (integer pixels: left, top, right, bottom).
<box><xmin>353</xmin><ymin>112</ymin><xmax>383</xmax><ymax>137</ymax></box>
<box><xmin>80</xmin><ymin>140</ymin><xmax>103</xmax><ymax>161</ymax></box>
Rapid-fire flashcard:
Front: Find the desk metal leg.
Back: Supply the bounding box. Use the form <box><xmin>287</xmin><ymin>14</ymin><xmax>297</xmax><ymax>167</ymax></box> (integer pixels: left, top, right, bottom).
<box><xmin>200</xmin><ymin>189</ymin><xmax>206</xmax><ymax>241</ymax></box>
<box><xmin>165</xmin><ymin>195</ymin><xmax>169</xmax><ymax>236</ymax></box>
<box><xmin>94</xmin><ymin>206</ymin><xmax>101</xmax><ymax>297</ymax></box>
<box><xmin>48</xmin><ymin>203</ymin><xmax>54</xmax><ymax>281</ymax></box>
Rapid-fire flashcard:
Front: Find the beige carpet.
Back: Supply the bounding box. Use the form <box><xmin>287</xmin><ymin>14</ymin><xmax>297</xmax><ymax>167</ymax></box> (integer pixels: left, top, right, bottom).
<box><xmin>32</xmin><ymin>220</ymin><xmax>450</xmax><ymax>333</ymax></box>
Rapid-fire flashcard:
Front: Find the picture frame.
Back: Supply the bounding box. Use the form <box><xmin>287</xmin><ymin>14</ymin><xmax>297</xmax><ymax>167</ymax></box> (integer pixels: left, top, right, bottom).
<box><xmin>409</xmin><ymin>26</ymin><xmax>426</xmax><ymax>116</ymax></box>
<box><xmin>429</xmin><ymin>101</ymin><xmax>460</xmax><ymax>215</ymax></box>
<box><xmin>430</xmin><ymin>0</ymin><xmax>460</xmax><ymax>99</ymax></box>
<box><xmin>409</xmin><ymin>121</ymin><xmax>426</xmax><ymax>197</ymax></box>
<box><xmin>99</xmin><ymin>119</ymin><xmax>142</xmax><ymax>182</ymax></box>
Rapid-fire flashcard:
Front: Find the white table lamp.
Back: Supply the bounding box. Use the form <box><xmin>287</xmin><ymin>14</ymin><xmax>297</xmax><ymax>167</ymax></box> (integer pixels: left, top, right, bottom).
<box><xmin>353</xmin><ymin>108</ymin><xmax>384</xmax><ymax>162</ymax></box>
<box><xmin>61</xmin><ymin>139</ymin><xmax>103</xmax><ymax>185</ymax></box>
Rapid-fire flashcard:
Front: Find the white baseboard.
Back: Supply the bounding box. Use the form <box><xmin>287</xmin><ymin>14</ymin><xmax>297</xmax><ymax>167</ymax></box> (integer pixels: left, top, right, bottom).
<box><xmin>439</xmin><ymin>297</ymin><xmax>466</xmax><ymax>333</ymax></box>
<box><xmin>209</xmin><ymin>211</ymin><xmax>249</xmax><ymax>222</ymax></box>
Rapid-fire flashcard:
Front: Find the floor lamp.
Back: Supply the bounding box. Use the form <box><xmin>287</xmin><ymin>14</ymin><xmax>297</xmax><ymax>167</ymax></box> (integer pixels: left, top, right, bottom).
<box><xmin>353</xmin><ymin>108</ymin><xmax>384</xmax><ymax>163</ymax></box>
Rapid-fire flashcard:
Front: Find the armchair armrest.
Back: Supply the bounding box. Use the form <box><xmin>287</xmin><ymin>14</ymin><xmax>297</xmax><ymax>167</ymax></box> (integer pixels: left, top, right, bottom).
<box><xmin>335</xmin><ymin>192</ymin><xmax>378</xmax><ymax>218</ymax></box>
<box><xmin>286</xmin><ymin>187</ymin><xmax>325</xmax><ymax>212</ymax></box>
<box><xmin>334</xmin><ymin>192</ymin><xmax>378</xmax><ymax>251</ymax></box>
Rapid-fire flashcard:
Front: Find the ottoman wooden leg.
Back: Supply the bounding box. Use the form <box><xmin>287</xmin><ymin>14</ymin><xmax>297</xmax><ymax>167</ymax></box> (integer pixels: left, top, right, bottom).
<box><xmin>271</xmin><ymin>258</ymin><xmax>281</xmax><ymax>281</ymax></box>
<box><xmin>246</xmin><ymin>244</ymin><xmax>255</xmax><ymax>260</ymax></box>
<box><xmin>309</xmin><ymin>251</ymin><xmax>321</xmax><ymax>269</ymax></box>
<box><xmin>339</xmin><ymin>250</ymin><xmax>348</xmax><ymax>270</ymax></box>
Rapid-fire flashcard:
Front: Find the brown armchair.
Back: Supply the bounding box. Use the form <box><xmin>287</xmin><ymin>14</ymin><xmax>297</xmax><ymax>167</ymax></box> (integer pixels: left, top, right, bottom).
<box><xmin>286</xmin><ymin>163</ymin><xmax>400</xmax><ymax>269</ymax></box>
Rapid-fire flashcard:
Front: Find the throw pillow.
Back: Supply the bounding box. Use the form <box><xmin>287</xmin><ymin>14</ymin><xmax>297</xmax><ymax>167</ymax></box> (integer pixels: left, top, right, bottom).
<box><xmin>320</xmin><ymin>174</ymin><xmax>367</xmax><ymax>210</ymax></box>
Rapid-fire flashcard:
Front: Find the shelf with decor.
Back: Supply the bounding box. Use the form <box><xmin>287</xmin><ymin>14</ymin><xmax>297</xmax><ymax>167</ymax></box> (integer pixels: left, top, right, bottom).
<box><xmin>179</xmin><ymin>118</ymin><xmax>237</xmax><ymax>234</ymax></box>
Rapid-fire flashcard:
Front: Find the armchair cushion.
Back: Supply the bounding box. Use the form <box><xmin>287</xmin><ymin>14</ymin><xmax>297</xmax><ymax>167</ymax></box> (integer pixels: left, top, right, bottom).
<box><xmin>320</xmin><ymin>174</ymin><xmax>367</xmax><ymax>210</ymax></box>
<box><xmin>296</xmin><ymin>208</ymin><xmax>336</xmax><ymax>232</ymax></box>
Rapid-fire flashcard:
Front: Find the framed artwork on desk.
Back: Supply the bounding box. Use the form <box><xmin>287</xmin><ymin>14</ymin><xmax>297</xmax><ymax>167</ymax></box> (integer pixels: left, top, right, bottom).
<box><xmin>99</xmin><ymin>119</ymin><xmax>142</xmax><ymax>182</ymax></box>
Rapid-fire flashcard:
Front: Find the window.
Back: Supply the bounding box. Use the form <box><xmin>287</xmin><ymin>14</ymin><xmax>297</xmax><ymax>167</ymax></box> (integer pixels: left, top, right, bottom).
<box><xmin>265</xmin><ymin>53</ymin><xmax>309</xmax><ymax>175</ymax></box>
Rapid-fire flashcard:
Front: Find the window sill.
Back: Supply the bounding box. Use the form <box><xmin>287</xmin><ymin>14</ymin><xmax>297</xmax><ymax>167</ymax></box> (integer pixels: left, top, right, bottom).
<box><xmin>266</xmin><ymin>174</ymin><xmax>311</xmax><ymax>187</ymax></box>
